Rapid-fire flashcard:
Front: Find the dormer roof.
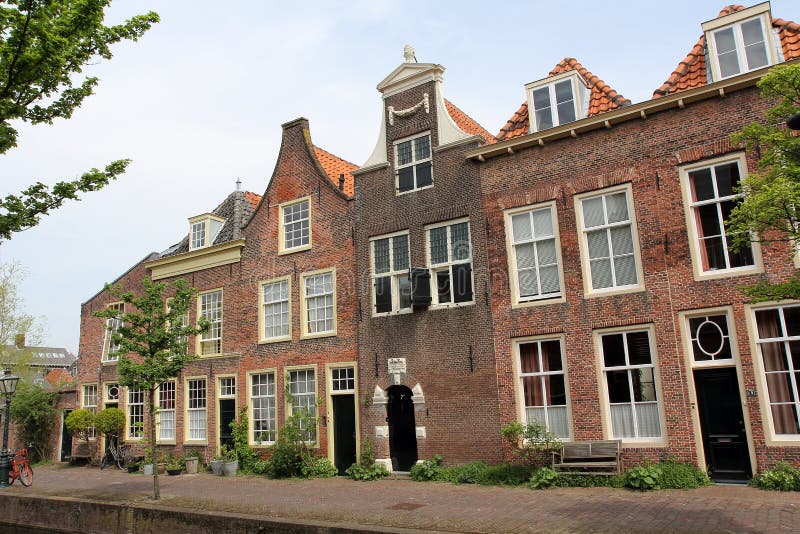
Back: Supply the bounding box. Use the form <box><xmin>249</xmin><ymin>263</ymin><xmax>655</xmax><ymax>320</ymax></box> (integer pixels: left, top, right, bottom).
<box><xmin>313</xmin><ymin>146</ymin><xmax>358</xmax><ymax>196</ymax></box>
<box><xmin>653</xmin><ymin>5</ymin><xmax>800</xmax><ymax>98</ymax></box>
<box><xmin>496</xmin><ymin>58</ymin><xmax>630</xmax><ymax>142</ymax></box>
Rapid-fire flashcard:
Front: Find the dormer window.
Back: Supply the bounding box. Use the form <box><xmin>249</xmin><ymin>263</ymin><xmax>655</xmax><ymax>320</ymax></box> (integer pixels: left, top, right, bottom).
<box><xmin>703</xmin><ymin>3</ymin><xmax>778</xmax><ymax>81</ymax></box>
<box><xmin>188</xmin><ymin>214</ymin><xmax>225</xmax><ymax>251</ymax></box>
<box><xmin>525</xmin><ymin>73</ymin><xmax>585</xmax><ymax>133</ymax></box>
<box><xmin>395</xmin><ymin>132</ymin><xmax>432</xmax><ymax>194</ymax></box>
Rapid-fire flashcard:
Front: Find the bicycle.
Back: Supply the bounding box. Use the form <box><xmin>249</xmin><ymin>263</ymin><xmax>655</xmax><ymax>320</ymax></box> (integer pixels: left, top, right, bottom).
<box><xmin>8</xmin><ymin>447</ymin><xmax>33</xmax><ymax>486</ymax></box>
<box><xmin>100</xmin><ymin>435</ymin><xmax>132</xmax><ymax>470</ymax></box>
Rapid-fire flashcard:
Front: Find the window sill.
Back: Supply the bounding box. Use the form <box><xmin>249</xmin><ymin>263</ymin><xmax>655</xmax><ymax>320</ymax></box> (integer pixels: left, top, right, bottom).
<box><xmin>371</xmin><ymin>309</ymin><xmax>413</xmax><ymax>318</ymax></box>
<box><xmin>258</xmin><ymin>336</ymin><xmax>292</xmax><ymax>345</ymax></box>
<box><xmin>615</xmin><ymin>438</ymin><xmax>666</xmax><ymax>448</ymax></box>
<box><xmin>278</xmin><ymin>244</ymin><xmax>312</xmax><ymax>256</ymax></box>
<box><xmin>583</xmin><ymin>284</ymin><xmax>645</xmax><ymax>299</ymax></box>
<box><xmin>429</xmin><ymin>301</ymin><xmax>475</xmax><ymax>311</ymax></box>
<box><xmin>183</xmin><ymin>440</ymin><xmax>208</xmax><ymax>446</ymax></box>
<box><xmin>692</xmin><ymin>264</ymin><xmax>763</xmax><ymax>282</ymax></box>
<box><xmin>101</xmin><ymin>360</ymin><xmax>119</xmax><ymax>366</ymax></box>
<box><xmin>396</xmin><ymin>184</ymin><xmax>434</xmax><ymax>196</ymax></box>
<box><xmin>512</xmin><ymin>295</ymin><xmax>565</xmax><ymax>309</ymax></box>
<box><xmin>300</xmin><ymin>331</ymin><xmax>337</xmax><ymax>341</ymax></box>
<box><xmin>249</xmin><ymin>442</ymin><xmax>275</xmax><ymax>449</ymax></box>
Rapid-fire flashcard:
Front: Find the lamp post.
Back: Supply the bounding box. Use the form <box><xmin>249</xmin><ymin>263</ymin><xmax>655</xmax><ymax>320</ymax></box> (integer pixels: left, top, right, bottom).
<box><xmin>787</xmin><ymin>113</ymin><xmax>800</xmax><ymax>131</ymax></box>
<box><xmin>0</xmin><ymin>368</ymin><xmax>20</xmax><ymax>488</ymax></box>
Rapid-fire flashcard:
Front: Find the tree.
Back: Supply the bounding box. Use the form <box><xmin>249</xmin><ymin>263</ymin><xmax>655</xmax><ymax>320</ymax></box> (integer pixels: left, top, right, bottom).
<box><xmin>0</xmin><ymin>0</ymin><xmax>159</xmax><ymax>241</ymax></box>
<box><xmin>64</xmin><ymin>407</ymin><xmax>96</xmax><ymax>459</ymax></box>
<box><xmin>0</xmin><ymin>260</ymin><xmax>43</xmax><ymax>379</ymax></box>
<box><xmin>9</xmin><ymin>381</ymin><xmax>58</xmax><ymax>462</ymax></box>
<box><xmin>95</xmin><ymin>277</ymin><xmax>207</xmax><ymax>500</ymax></box>
<box><xmin>728</xmin><ymin>63</ymin><xmax>800</xmax><ymax>301</ymax></box>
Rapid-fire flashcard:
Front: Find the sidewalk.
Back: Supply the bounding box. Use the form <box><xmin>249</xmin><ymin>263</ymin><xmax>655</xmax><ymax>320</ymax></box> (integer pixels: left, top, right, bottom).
<box><xmin>4</xmin><ymin>463</ymin><xmax>800</xmax><ymax>533</ymax></box>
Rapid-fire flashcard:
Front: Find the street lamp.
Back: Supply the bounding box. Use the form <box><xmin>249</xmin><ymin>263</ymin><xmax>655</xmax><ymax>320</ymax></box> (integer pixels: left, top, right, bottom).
<box><xmin>0</xmin><ymin>368</ymin><xmax>20</xmax><ymax>488</ymax></box>
<box><xmin>787</xmin><ymin>113</ymin><xmax>800</xmax><ymax>131</ymax></box>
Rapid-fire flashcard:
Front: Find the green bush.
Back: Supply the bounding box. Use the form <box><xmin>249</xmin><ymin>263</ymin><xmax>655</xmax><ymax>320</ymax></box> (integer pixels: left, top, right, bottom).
<box><xmin>529</xmin><ymin>467</ymin><xmax>558</xmax><ymax>489</ymax></box>
<box><xmin>64</xmin><ymin>408</ymin><xmax>96</xmax><ymax>441</ymax></box>
<box><xmin>95</xmin><ymin>407</ymin><xmax>125</xmax><ymax>436</ymax></box>
<box><xmin>438</xmin><ymin>461</ymin><xmax>487</xmax><ymax>484</ymax></box>
<box><xmin>9</xmin><ymin>382</ymin><xmax>58</xmax><ymax>462</ymax></box>
<box><xmin>624</xmin><ymin>464</ymin><xmax>662</xmax><ymax>491</ymax></box>
<box><xmin>301</xmin><ymin>455</ymin><xmax>337</xmax><ymax>479</ymax></box>
<box><xmin>500</xmin><ymin>421</ymin><xmax>561</xmax><ymax>466</ymax></box>
<box><xmin>658</xmin><ymin>459</ymin><xmax>711</xmax><ymax>489</ymax></box>
<box><xmin>752</xmin><ymin>462</ymin><xmax>800</xmax><ymax>491</ymax></box>
<box><xmin>229</xmin><ymin>407</ymin><xmax>261</xmax><ymax>473</ymax></box>
<box><xmin>410</xmin><ymin>455</ymin><xmax>443</xmax><ymax>481</ymax></box>
<box><xmin>345</xmin><ymin>463</ymin><xmax>389</xmax><ymax>481</ymax></box>
<box><xmin>476</xmin><ymin>463</ymin><xmax>534</xmax><ymax>486</ymax></box>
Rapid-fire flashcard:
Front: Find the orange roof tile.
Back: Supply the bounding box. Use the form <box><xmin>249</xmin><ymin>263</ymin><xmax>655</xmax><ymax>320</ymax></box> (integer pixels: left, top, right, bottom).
<box><xmin>444</xmin><ymin>99</ymin><xmax>496</xmax><ymax>144</ymax></box>
<box><xmin>244</xmin><ymin>191</ymin><xmax>261</xmax><ymax>211</ymax></box>
<box><xmin>45</xmin><ymin>368</ymin><xmax>73</xmax><ymax>386</ymax></box>
<box><xmin>313</xmin><ymin>146</ymin><xmax>358</xmax><ymax>197</ymax></box>
<box><xmin>496</xmin><ymin>58</ymin><xmax>630</xmax><ymax>142</ymax></box>
<box><xmin>654</xmin><ymin>5</ymin><xmax>800</xmax><ymax>98</ymax></box>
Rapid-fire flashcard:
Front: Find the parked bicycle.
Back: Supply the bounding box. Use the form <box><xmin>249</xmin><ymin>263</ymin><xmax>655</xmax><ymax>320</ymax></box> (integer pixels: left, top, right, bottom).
<box><xmin>8</xmin><ymin>446</ymin><xmax>33</xmax><ymax>486</ymax></box>
<box><xmin>100</xmin><ymin>435</ymin><xmax>132</xmax><ymax>470</ymax></box>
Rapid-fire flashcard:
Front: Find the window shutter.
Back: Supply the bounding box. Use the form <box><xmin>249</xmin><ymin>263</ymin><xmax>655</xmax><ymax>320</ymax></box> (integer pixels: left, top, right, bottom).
<box><xmin>374</xmin><ymin>277</ymin><xmax>392</xmax><ymax>314</ymax></box>
<box><xmin>453</xmin><ymin>263</ymin><xmax>473</xmax><ymax>303</ymax></box>
<box><xmin>410</xmin><ymin>268</ymin><xmax>431</xmax><ymax>308</ymax></box>
<box><xmin>416</xmin><ymin>161</ymin><xmax>433</xmax><ymax>188</ymax></box>
<box><xmin>398</xmin><ymin>168</ymin><xmax>414</xmax><ymax>192</ymax></box>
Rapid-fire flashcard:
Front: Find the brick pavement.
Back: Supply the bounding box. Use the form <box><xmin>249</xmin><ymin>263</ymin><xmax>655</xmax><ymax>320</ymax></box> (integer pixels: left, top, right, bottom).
<box><xmin>4</xmin><ymin>463</ymin><xmax>800</xmax><ymax>533</ymax></box>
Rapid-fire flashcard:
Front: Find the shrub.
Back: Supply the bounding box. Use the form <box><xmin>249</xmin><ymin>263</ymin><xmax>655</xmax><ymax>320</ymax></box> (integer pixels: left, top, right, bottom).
<box><xmin>345</xmin><ymin>463</ymin><xmax>389</xmax><ymax>481</ymax></box>
<box><xmin>95</xmin><ymin>408</ymin><xmax>125</xmax><ymax>436</ymax></box>
<box><xmin>475</xmin><ymin>463</ymin><xmax>534</xmax><ymax>486</ymax></box>
<box><xmin>752</xmin><ymin>462</ymin><xmax>800</xmax><ymax>491</ymax></box>
<box><xmin>9</xmin><ymin>382</ymin><xmax>58</xmax><ymax>462</ymax></box>
<box><xmin>410</xmin><ymin>455</ymin><xmax>442</xmax><ymax>481</ymax></box>
<box><xmin>624</xmin><ymin>464</ymin><xmax>662</xmax><ymax>491</ymax></box>
<box><xmin>229</xmin><ymin>408</ymin><xmax>261</xmax><ymax>472</ymax></box>
<box><xmin>554</xmin><ymin>473</ymin><xmax>624</xmax><ymax>488</ymax></box>
<box><xmin>440</xmin><ymin>461</ymin><xmax>487</xmax><ymax>484</ymax></box>
<box><xmin>658</xmin><ymin>459</ymin><xmax>711</xmax><ymax>489</ymax></box>
<box><xmin>529</xmin><ymin>467</ymin><xmax>558</xmax><ymax>489</ymax></box>
<box><xmin>500</xmin><ymin>421</ymin><xmax>561</xmax><ymax>466</ymax></box>
<box><xmin>301</xmin><ymin>455</ymin><xmax>337</xmax><ymax>478</ymax></box>
<box><xmin>64</xmin><ymin>408</ymin><xmax>96</xmax><ymax>442</ymax></box>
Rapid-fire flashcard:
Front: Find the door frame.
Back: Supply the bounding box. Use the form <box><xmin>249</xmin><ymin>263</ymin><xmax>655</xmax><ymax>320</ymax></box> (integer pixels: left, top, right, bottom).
<box><xmin>216</xmin><ymin>374</ymin><xmax>237</xmax><ymax>454</ymax></box>
<box><xmin>679</xmin><ymin>307</ymin><xmax>756</xmax><ymax>475</ymax></box>
<box><xmin>325</xmin><ymin>362</ymin><xmax>360</xmax><ymax>469</ymax></box>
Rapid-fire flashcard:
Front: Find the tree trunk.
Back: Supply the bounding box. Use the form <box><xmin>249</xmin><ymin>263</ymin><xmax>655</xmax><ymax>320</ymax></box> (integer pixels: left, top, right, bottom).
<box><xmin>148</xmin><ymin>387</ymin><xmax>159</xmax><ymax>500</ymax></box>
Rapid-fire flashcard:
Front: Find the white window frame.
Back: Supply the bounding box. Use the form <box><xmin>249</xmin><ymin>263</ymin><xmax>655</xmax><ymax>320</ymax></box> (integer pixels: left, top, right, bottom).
<box><xmin>680</xmin><ymin>153</ymin><xmax>762</xmax><ymax>281</ymax></box>
<box><xmin>218</xmin><ymin>376</ymin><xmax>236</xmax><ymax>399</ymax></box>
<box><xmin>595</xmin><ymin>325</ymin><xmax>665</xmax><ymax>445</ymax></box>
<box><xmin>370</xmin><ymin>230</ymin><xmax>412</xmax><ymax>316</ymax></box>
<box><xmin>188</xmin><ymin>214</ymin><xmax>225</xmax><ymax>251</ymax></box>
<box><xmin>684</xmin><ymin>311</ymin><xmax>736</xmax><ymax>367</ymax></box>
<box><xmin>505</xmin><ymin>201</ymin><xmax>565</xmax><ymax>306</ymax></box>
<box><xmin>101</xmin><ymin>302</ymin><xmax>124</xmax><ymax>362</ymax></box>
<box><xmin>278</xmin><ymin>197</ymin><xmax>312</xmax><ymax>254</ymax></box>
<box><xmin>394</xmin><ymin>132</ymin><xmax>433</xmax><ymax>195</ymax></box>
<box><xmin>81</xmin><ymin>384</ymin><xmax>98</xmax><ymax>440</ymax></box>
<box><xmin>185</xmin><ymin>377</ymin><xmax>207</xmax><ymax>443</ymax></box>
<box><xmin>702</xmin><ymin>4</ymin><xmax>778</xmax><ymax>82</ymax></box>
<box><xmin>103</xmin><ymin>383</ymin><xmax>119</xmax><ymax>407</ymax></box>
<box><xmin>425</xmin><ymin>218</ymin><xmax>474</xmax><ymax>308</ymax></box>
<box><xmin>525</xmin><ymin>71</ymin><xmax>584</xmax><ymax>133</ymax></box>
<box><xmin>126</xmin><ymin>387</ymin><xmax>144</xmax><ymax>441</ymax></box>
<box><xmin>197</xmin><ymin>289</ymin><xmax>223</xmax><ymax>356</ymax></box>
<box><xmin>575</xmin><ymin>184</ymin><xmax>644</xmax><ymax>297</ymax></box>
<box><xmin>286</xmin><ymin>366</ymin><xmax>318</xmax><ymax>445</ymax></box>
<box><xmin>259</xmin><ymin>276</ymin><xmax>291</xmax><ymax>343</ymax></box>
<box><xmin>248</xmin><ymin>370</ymin><xmax>277</xmax><ymax>446</ymax></box>
<box><xmin>300</xmin><ymin>268</ymin><xmax>337</xmax><ymax>339</ymax></box>
<box><xmin>157</xmin><ymin>381</ymin><xmax>176</xmax><ymax>443</ymax></box>
<box><xmin>512</xmin><ymin>336</ymin><xmax>571</xmax><ymax>440</ymax></box>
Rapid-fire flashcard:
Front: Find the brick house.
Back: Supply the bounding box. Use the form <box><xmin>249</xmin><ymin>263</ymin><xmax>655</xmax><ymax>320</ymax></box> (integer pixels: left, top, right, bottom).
<box><xmin>76</xmin><ymin>119</ymin><xmax>359</xmax><ymax>471</ymax></box>
<box><xmin>467</xmin><ymin>3</ymin><xmax>800</xmax><ymax>481</ymax></box>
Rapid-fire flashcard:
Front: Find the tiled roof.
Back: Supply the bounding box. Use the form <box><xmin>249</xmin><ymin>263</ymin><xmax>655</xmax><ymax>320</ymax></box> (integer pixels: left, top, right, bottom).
<box><xmin>654</xmin><ymin>5</ymin><xmax>800</xmax><ymax>98</ymax></box>
<box><xmin>313</xmin><ymin>146</ymin><xmax>358</xmax><ymax>197</ymax></box>
<box><xmin>0</xmin><ymin>345</ymin><xmax>76</xmax><ymax>367</ymax></box>
<box><xmin>45</xmin><ymin>368</ymin><xmax>73</xmax><ymax>386</ymax></box>
<box><xmin>496</xmin><ymin>58</ymin><xmax>631</xmax><ymax>142</ymax></box>
<box><xmin>444</xmin><ymin>100</ymin><xmax>496</xmax><ymax>144</ymax></box>
<box><xmin>160</xmin><ymin>190</ymin><xmax>261</xmax><ymax>257</ymax></box>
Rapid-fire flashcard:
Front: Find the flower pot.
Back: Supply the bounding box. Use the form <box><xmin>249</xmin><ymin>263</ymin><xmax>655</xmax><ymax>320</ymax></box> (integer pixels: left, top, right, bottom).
<box><xmin>210</xmin><ymin>459</ymin><xmax>223</xmax><ymax>475</ymax></box>
<box><xmin>127</xmin><ymin>464</ymin><xmax>140</xmax><ymax>474</ymax></box>
<box><xmin>157</xmin><ymin>463</ymin><xmax>166</xmax><ymax>474</ymax></box>
<box><xmin>143</xmin><ymin>464</ymin><xmax>154</xmax><ymax>476</ymax></box>
<box><xmin>222</xmin><ymin>460</ymin><xmax>238</xmax><ymax>476</ymax></box>
<box><xmin>166</xmin><ymin>468</ymin><xmax>182</xmax><ymax>476</ymax></box>
<box><xmin>184</xmin><ymin>457</ymin><xmax>199</xmax><ymax>474</ymax></box>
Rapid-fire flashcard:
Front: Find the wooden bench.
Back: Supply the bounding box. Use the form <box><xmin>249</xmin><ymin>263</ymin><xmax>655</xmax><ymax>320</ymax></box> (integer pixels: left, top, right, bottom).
<box><xmin>69</xmin><ymin>441</ymin><xmax>91</xmax><ymax>465</ymax></box>
<box><xmin>551</xmin><ymin>439</ymin><xmax>622</xmax><ymax>475</ymax></box>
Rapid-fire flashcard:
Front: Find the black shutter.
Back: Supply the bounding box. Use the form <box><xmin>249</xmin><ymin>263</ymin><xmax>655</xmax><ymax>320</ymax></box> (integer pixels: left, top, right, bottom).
<box><xmin>397</xmin><ymin>168</ymin><xmax>414</xmax><ymax>192</ymax></box>
<box><xmin>410</xmin><ymin>268</ymin><xmax>431</xmax><ymax>308</ymax></box>
<box><xmin>453</xmin><ymin>263</ymin><xmax>473</xmax><ymax>303</ymax></box>
<box><xmin>374</xmin><ymin>277</ymin><xmax>392</xmax><ymax>314</ymax></box>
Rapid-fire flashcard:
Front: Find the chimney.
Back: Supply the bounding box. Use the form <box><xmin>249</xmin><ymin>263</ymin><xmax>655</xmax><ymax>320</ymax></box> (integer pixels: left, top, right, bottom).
<box><xmin>338</xmin><ymin>174</ymin><xmax>345</xmax><ymax>191</ymax></box>
<box><xmin>14</xmin><ymin>334</ymin><xmax>25</xmax><ymax>349</ymax></box>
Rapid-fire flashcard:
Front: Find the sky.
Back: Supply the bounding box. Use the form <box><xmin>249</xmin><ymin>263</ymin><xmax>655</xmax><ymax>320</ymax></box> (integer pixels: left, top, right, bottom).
<box><xmin>0</xmin><ymin>0</ymin><xmax>796</xmax><ymax>353</ymax></box>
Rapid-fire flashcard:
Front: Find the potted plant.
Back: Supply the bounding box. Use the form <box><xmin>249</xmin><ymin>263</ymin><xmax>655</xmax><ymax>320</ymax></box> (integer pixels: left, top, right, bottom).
<box><xmin>166</xmin><ymin>453</ymin><xmax>182</xmax><ymax>476</ymax></box>
<box><xmin>142</xmin><ymin>451</ymin><xmax>155</xmax><ymax>476</ymax></box>
<box><xmin>210</xmin><ymin>451</ymin><xmax>224</xmax><ymax>475</ymax></box>
<box><xmin>221</xmin><ymin>445</ymin><xmax>238</xmax><ymax>476</ymax></box>
<box><xmin>127</xmin><ymin>461</ymin><xmax>141</xmax><ymax>474</ymax></box>
<box><xmin>184</xmin><ymin>450</ymin><xmax>200</xmax><ymax>475</ymax></box>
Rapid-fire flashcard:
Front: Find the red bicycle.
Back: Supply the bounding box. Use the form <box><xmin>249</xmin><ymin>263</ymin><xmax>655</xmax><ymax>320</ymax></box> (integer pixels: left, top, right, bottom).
<box><xmin>9</xmin><ymin>447</ymin><xmax>33</xmax><ymax>486</ymax></box>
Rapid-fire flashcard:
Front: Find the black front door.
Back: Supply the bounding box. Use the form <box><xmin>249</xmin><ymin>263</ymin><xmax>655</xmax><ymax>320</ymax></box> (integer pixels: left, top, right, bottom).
<box><xmin>694</xmin><ymin>367</ymin><xmax>751</xmax><ymax>482</ymax></box>
<box><xmin>387</xmin><ymin>385</ymin><xmax>417</xmax><ymax>471</ymax></box>
<box><xmin>219</xmin><ymin>399</ymin><xmax>236</xmax><ymax>449</ymax></box>
<box><xmin>332</xmin><ymin>394</ymin><xmax>357</xmax><ymax>475</ymax></box>
<box><xmin>61</xmin><ymin>410</ymin><xmax>73</xmax><ymax>462</ymax></box>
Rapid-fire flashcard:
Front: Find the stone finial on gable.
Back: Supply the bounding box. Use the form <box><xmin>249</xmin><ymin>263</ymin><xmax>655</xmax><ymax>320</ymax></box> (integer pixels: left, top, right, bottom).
<box><xmin>403</xmin><ymin>44</ymin><xmax>416</xmax><ymax>63</ymax></box>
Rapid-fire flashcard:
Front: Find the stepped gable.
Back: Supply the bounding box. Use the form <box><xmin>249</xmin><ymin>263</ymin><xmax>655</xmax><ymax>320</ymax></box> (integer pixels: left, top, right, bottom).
<box><xmin>496</xmin><ymin>58</ymin><xmax>630</xmax><ymax>142</ymax></box>
<box><xmin>654</xmin><ymin>5</ymin><xmax>800</xmax><ymax>98</ymax></box>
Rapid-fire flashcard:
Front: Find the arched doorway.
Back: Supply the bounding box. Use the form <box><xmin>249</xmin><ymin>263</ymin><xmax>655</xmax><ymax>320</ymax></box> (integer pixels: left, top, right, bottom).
<box><xmin>386</xmin><ymin>385</ymin><xmax>417</xmax><ymax>471</ymax></box>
